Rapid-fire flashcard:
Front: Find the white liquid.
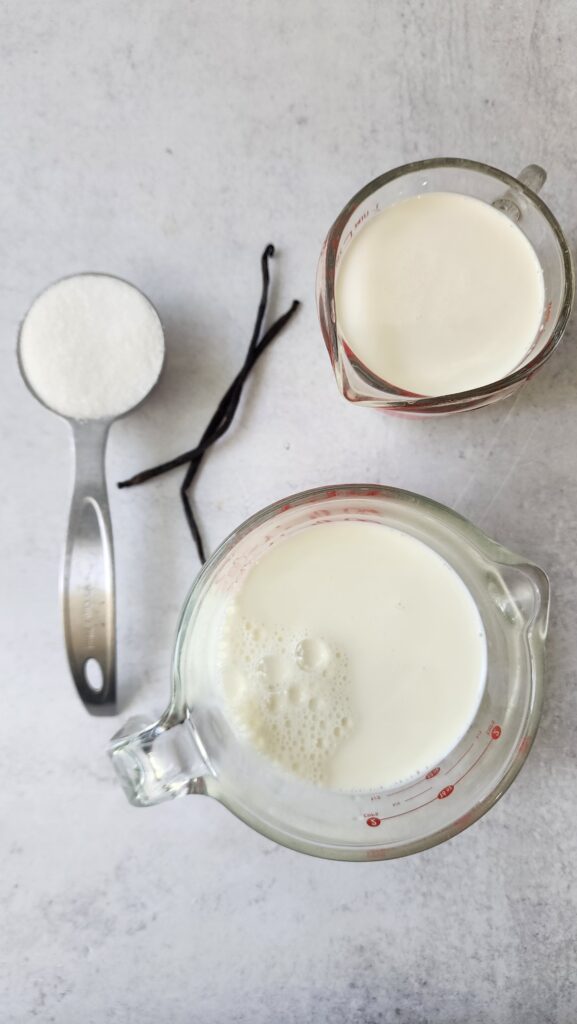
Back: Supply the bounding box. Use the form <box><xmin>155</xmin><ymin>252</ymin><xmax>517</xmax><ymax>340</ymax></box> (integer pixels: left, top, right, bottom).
<box><xmin>20</xmin><ymin>274</ymin><xmax>164</xmax><ymax>420</ymax></box>
<box><xmin>218</xmin><ymin>521</ymin><xmax>487</xmax><ymax>790</ymax></box>
<box><xmin>335</xmin><ymin>192</ymin><xmax>544</xmax><ymax>396</ymax></box>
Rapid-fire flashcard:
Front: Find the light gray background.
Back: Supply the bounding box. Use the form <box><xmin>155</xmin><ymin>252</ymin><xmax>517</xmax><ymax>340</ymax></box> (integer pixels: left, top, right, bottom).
<box><xmin>2</xmin><ymin>2</ymin><xmax>576</xmax><ymax>1021</ymax></box>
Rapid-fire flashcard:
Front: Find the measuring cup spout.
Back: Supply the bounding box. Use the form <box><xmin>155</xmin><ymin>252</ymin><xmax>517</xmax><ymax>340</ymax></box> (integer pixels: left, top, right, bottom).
<box><xmin>109</xmin><ymin>712</ymin><xmax>208</xmax><ymax>807</ymax></box>
<box><xmin>496</xmin><ymin>558</ymin><xmax>550</xmax><ymax>640</ymax></box>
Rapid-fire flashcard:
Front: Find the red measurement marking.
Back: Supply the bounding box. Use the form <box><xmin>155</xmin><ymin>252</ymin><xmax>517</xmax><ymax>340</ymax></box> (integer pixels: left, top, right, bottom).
<box><xmin>454</xmin><ymin>739</ymin><xmax>492</xmax><ymax>786</ymax></box>
<box><xmin>363</xmin><ymin>724</ymin><xmax>505</xmax><ymax>830</ymax></box>
<box><xmin>280</xmin><ymin>503</ymin><xmax>292</xmax><ymax>512</ymax></box>
<box><xmin>364</xmin><ymin>795</ymin><xmax>439</xmax><ymax>824</ymax></box>
<box><xmin>391</xmin><ymin>776</ymin><xmax>429</xmax><ymax>795</ymax></box>
<box><xmin>437</xmin><ymin>785</ymin><xmax>454</xmax><ymax>800</ymax></box>
<box><xmin>342</xmin><ymin>506</ymin><xmax>381</xmax><ymax>518</ymax></box>
<box><xmin>324</xmin><ymin>489</ymin><xmax>338</xmax><ymax>499</ymax></box>
<box><xmin>445</xmin><ymin>742</ymin><xmax>474</xmax><ymax>774</ymax></box>
<box><xmin>404</xmin><ymin>786</ymin><xmax>433</xmax><ymax>803</ymax></box>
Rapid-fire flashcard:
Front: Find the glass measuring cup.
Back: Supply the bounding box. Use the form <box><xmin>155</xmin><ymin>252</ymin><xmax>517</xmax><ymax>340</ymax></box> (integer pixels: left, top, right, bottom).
<box><xmin>110</xmin><ymin>485</ymin><xmax>548</xmax><ymax>861</ymax></box>
<box><xmin>317</xmin><ymin>159</ymin><xmax>574</xmax><ymax>414</ymax></box>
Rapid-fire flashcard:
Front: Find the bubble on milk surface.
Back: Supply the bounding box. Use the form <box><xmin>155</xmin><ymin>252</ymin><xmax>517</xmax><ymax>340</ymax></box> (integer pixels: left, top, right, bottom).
<box><xmin>218</xmin><ymin>608</ymin><xmax>353</xmax><ymax>785</ymax></box>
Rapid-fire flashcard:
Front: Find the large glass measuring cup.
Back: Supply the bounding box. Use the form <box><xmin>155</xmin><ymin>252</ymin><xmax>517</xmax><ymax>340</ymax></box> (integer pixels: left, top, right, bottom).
<box><xmin>110</xmin><ymin>486</ymin><xmax>549</xmax><ymax>861</ymax></box>
<box><xmin>317</xmin><ymin>158</ymin><xmax>574</xmax><ymax>414</ymax></box>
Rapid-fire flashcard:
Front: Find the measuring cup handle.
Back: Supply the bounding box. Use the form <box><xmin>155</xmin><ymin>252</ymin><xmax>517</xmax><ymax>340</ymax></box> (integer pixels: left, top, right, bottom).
<box><xmin>62</xmin><ymin>420</ymin><xmax>116</xmax><ymax>714</ymax></box>
<box><xmin>109</xmin><ymin>713</ymin><xmax>208</xmax><ymax>805</ymax></box>
<box><xmin>516</xmin><ymin>165</ymin><xmax>547</xmax><ymax>194</ymax></box>
<box><xmin>493</xmin><ymin>164</ymin><xmax>547</xmax><ymax>222</ymax></box>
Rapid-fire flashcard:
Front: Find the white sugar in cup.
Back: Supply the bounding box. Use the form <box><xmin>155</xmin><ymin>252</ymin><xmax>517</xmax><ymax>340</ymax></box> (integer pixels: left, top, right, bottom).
<box><xmin>19</xmin><ymin>273</ymin><xmax>165</xmax><ymax>420</ymax></box>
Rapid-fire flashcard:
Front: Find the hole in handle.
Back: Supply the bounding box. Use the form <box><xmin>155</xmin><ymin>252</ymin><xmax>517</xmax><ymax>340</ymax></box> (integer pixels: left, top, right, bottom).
<box><xmin>84</xmin><ymin>658</ymin><xmax>104</xmax><ymax>694</ymax></box>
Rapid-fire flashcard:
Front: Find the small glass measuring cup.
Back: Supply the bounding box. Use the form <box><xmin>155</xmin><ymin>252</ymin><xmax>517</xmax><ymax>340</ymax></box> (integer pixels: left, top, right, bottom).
<box><xmin>317</xmin><ymin>159</ymin><xmax>574</xmax><ymax>414</ymax></box>
<box><xmin>110</xmin><ymin>485</ymin><xmax>548</xmax><ymax>861</ymax></box>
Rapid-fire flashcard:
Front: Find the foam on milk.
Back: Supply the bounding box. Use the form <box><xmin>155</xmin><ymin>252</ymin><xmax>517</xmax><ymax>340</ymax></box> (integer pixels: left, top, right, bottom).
<box><xmin>217</xmin><ymin>521</ymin><xmax>487</xmax><ymax>791</ymax></box>
<box><xmin>335</xmin><ymin>191</ymin><xmax>544</xmax><ymax>396</ymax></box>
<box><xmin>219</xmin><ymin>611</ymin><xmax>353</xmax><ymax>784</ymax></box>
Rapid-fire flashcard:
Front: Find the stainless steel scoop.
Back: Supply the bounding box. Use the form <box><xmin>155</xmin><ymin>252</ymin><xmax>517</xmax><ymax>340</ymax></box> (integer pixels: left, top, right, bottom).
<box><xmin>18</xmin><ymin>273</ymin><xmax>165</xmax><ymax>715</ymax></box>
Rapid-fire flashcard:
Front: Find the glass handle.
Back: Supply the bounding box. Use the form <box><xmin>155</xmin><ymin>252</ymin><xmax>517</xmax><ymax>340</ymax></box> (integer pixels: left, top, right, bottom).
<box><xmin>109</xmin><ymin>713</ymin><xmax>208</xmax><ymax>807</ymax></box>
<box><xmin>516</xmin><ymin>164</ymin><xmax>547</xmax><ymax>194</ymax></box>
<box><xmin>493</xmin><ymin>164</ymin><xmax>547</xmax><ymax>222</ymax></box>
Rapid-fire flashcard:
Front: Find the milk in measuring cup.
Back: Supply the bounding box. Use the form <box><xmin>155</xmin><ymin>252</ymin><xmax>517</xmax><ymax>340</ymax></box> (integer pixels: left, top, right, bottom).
<box><xmin>335</xmin><ymin>192</ymin><xmax>544</xmax><ymax>396</ymax></box>
<box><xmin>218</xmin><ymin>521</ymin><xmax>486</xmax><ymax>790</ymax></box>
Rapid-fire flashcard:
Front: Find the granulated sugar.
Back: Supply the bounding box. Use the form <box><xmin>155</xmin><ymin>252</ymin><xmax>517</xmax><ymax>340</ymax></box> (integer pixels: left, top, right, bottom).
<box><xmin>20</xmin><ymin>273</ymin><xmax>164</xmax><ymax>420</ymax></box>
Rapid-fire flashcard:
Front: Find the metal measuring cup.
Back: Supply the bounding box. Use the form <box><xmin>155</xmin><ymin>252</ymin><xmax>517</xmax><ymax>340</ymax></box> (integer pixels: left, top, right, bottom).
<box><xmin>18</xmin><ymin>273</ymin><xmax>165</xmax><ymax>715</ymax></box>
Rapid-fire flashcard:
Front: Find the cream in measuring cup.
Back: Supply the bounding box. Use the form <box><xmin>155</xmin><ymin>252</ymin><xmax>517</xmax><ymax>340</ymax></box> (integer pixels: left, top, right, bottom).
<box><xmin>111</xmin><ymin>485</ymin><xmax>548</xmax><ymax>860</ymax></box>
<box><xmin>335</xmin><ymin>192</ymin><xmax>545</xmax><ymax>396</ymax></box>
<box><xmin>217</xmin><ymin>519</ymin><xmax>486</xmax><ymax>790</ymax></box>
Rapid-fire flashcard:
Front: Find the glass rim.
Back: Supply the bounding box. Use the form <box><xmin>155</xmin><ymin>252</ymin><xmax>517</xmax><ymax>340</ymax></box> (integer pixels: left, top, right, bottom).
<box><xmin>322</xmin><ymin>157</ymin><xmax>575</xmax><ymax>408</ymax></box>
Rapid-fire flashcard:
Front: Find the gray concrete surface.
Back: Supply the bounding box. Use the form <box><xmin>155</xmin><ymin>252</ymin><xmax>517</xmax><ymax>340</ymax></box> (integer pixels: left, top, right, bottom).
<box><xmin>1</xmin><ymin>1</ymin><xmax>577</xmax><ymax>1021</ymax></box>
